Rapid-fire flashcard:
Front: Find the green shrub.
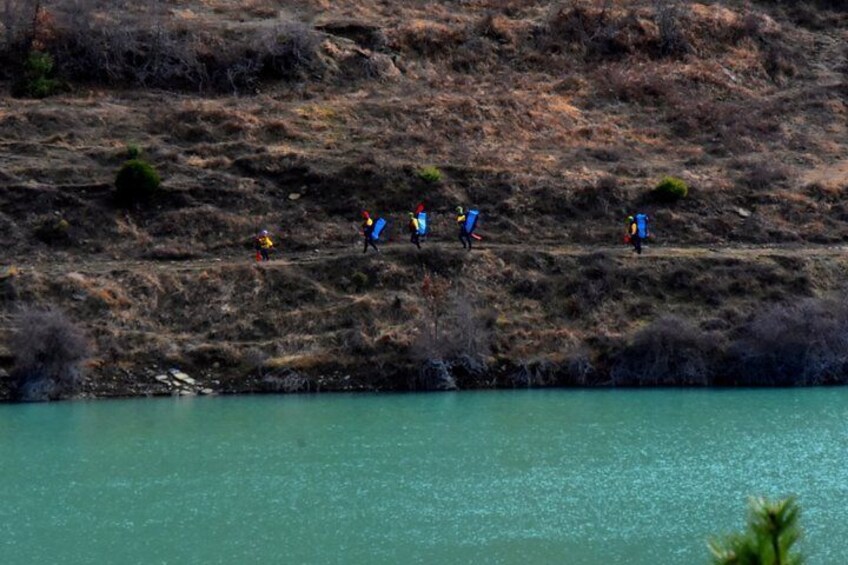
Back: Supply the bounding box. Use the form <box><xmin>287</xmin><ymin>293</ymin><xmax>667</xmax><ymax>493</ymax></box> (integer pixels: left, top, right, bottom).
<box><xmin>35</xmin><ymin>217</ymin><xmax>72</xmax><ymax>245</ymax></box>
<box><xmin>351</xmin><ymin>271</ymin><xmax>369</xmax><ymax>291</ymax></box>
<box><xmin>126</xmin><ymin>144</ymin><xmax>141</xmax><ymax>159</ymax></box>
<box><xmin>652</xmin><ymin>176</ymin><xmax>688</xmax><ymax>202</ymax></box>
<box><xmin>115</xmin><ymin>160</ymin><xmax>161</xmax><ymax>207</ymax></box>
<box><xmin>417</xmin><ymin>165</ymin><xmax>443</xmax><ymax>184</ymax></box>
<box><xmin>12</xmin><ymin>51</ymin><xmax>61</xmax><ymax>99</ymax></box>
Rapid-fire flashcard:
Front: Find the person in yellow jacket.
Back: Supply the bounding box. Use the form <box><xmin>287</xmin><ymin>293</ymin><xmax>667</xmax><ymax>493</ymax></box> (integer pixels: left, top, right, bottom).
<box><xmin>361</xmin><ymin>210</ymin><xmax>379</xmax><ymax>253</ymax></box>
<box><xmin>255</xmin><ymin>229</ymin><xmax>274</xmax><ymax>261</ymax></box>
<box><xmin>626</xmin><ymin>215</ymin><xmax>642</xmax><ymax>255</ymax></box>
<box><xmin>408</xmin><ymin>212</ymin><xmax>421</xmax><ymax>249</ymax></box>
<box><xmin>456</xmin><ymin>206</ymin><xmax>472</xmax><ymax>250</ymax></box>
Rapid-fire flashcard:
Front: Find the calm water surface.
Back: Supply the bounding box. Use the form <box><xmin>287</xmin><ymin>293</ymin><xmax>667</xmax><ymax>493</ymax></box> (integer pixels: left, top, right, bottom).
<box><xmin>2</xmin><ymin>389</ymin><xmax>848</xmax><ymax>564</ymax></box>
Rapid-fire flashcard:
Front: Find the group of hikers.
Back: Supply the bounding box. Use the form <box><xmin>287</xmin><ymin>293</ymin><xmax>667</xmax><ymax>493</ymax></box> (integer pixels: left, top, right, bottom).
<box><xmin>358</xmin><ymin>205</ymin><xmax>481</xmax><ymax>254</ymax></box>
<box><xmin>253</xmin><ymin>206</ymin><xmax>649</xmax><ymax>260</ymax></box>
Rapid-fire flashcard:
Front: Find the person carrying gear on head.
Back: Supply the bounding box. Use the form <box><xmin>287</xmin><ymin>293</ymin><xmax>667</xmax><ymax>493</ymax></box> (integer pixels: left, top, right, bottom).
<box><xmin>627</xmin><ymin>214</ymin><xmax>648</xmax><ymax>255</ymax></box>
<box><xmin>457</xmin><ymin>206</ymin><xmax>472</xmax><ymax>250</ymax></box>
<box><xmin>408</xmin><ymin>212</ymin><xmax>421</xmax><ymax>250</ymax></box>
<box><xmin>361</xmin><ymin>210</ymin><xmax>379</xmax><ymax>254</ymax></box>
<box><xmin>255</xmin><ymin>229</ymin><xmax>274</xmax><ymax>261</ymax></box>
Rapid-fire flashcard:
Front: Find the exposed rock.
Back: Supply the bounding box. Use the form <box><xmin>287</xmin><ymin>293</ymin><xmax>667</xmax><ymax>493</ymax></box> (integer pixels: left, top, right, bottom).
<box><xmin>169</xmin><ymin>370</ymin><xmax>197</xmax><ymax>386</ymax></box>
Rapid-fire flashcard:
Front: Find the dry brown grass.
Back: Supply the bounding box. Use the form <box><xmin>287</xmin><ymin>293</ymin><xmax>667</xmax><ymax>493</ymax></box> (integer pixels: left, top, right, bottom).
<box><xmin>0</xmin><ymin>1</ymin><xmax>847</xmax><ymax>394</ymax></box>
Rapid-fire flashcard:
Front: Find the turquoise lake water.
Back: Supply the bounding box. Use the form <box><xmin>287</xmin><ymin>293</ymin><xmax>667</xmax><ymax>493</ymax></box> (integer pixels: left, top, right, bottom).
<box><xmin>2</xmin><ymin>389</ymin><xmax>848</xmax><ymax>564</ymax></box>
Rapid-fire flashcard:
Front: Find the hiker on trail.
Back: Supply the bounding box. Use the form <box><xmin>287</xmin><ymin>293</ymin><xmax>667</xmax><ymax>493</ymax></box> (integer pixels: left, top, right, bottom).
<box><xmin>408</xmin><ymin>212</ymin><xmax>421</xmax><ymax>249</ymax></box>
<box><xmin>626</xmin><ymin>214</ymin><xmax>649</xmax><ymax>255</ymax></box>
<box><xmin>255</xmin><ymin>230</ymin><xmax>274</xmax><ymax>261</ymax></box>
<box><xmin>361</xmin><ymin>210</ymin><xmax>379</xmax><ymax>254</ymax></box>
<box><xmin>456</xmin><ymin>206</ymin><xmax>472</xmax><ymax>250</ymax></box>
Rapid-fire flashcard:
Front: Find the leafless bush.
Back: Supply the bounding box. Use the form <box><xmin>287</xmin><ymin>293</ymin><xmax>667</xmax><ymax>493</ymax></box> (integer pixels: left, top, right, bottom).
<box><xmin>761</xmin><ymin>40</ymin><xmax>797</xmax><ymax>81</ymax></box>
<box><xmin>414</xmin><ymin>359</ymin><xmax>457</xmax><ymax>391</ymax></box>
<box><xmin>415</xmin><ymin>273</ymin><xmax>453</xmax><ymax>359</ymax></box>
<box><xmin>570</xmin><ymin>175</ymin><xmax>624</xmax><ymax>217</ymax></box>
<box><xmin>549</xmin><ymin>253</ymin><xmax>625</xmax><ymax>318</ymax></box>
<box><xmin>0</xmin><ymin>0</ymin><xmax>37</xmax><ymax>50</ymax></box>
<box><xmin>655</xmin><ymin>0</ymin><xmax>690</xmax><ymax>57</ymax></box>
<box><xmin>10</xmin><ymin>306</ymin><xmax>89</xmax><ymax>401</ymax></box>
<box><xmin>450</xmin><ymin>293</ymin><xmax>492</xmax><ymax>360</ymax></box>
<box><xmin>510</xmin><ymin>359</ymin><xmax>558</xmax><ymax>387</ymax></box>
<box><xmin>667</xmin><ymin>97</ymin><xmax>780</xmax><ymax>151</ymax></box>
<box><xmin>544</xmin><ymin>0</ymin><xmax>686</xmax><ymax>60</ymax></box>
<box><xmin>259</xmin><ymin>21</ymin><xmax>324</xmax><ymax>81</ymax></box>
<box><xmin>563</xmin><ymin>346</ymin><xmax>596</xmax><ymax>385</ymax></box>
<box><xmin>739</xmin><ymin>161</ymin><xmax>790</xmax><ymax>190</ymax></box>
<box><xmin>726</xmin><ymin>298</ymin><xmax>848</xmax><ymax>385</ymax></box>
<box><xmin>602</xmin><ymin>65</ymin><xmax>668</xmax><ymax>104</ymax></box>
<box><xmin>0</xmin><ymin>0</ymin><xmax>46</xmax><ymax>76</ymax></box>
<box><xmin>450</xmin><ymin>36</ymin><xmax>496</xmax><ymax>72</ymax></box>
<box><xmin>390</xmin><ymin>20</ymin><xmax>467</xmax><ymax>58</ymax></box>
<box><xmin>339</xmin><ymin>324</ymin><xmax>376</xmax><ymax>356</ymax></box>
<box><xmin>544</xmin><ymin>0</ymin><xmax>634</xmax><ymax>58</ymax></box>
<box><xmin>41</xmin><ymin>6</ymin><xmax>324</xmax><ymax>92</ymax></box>
<box><xmin>414</xmin><ymin>274</ymin><xmax>491</xmax><ymax>364</ymax></box>
<box><xmin>243</xmin><ymin>347</ymin><xmax>268</xmax><ymax>377</ymax></box>
<box><xmin>611</xmin><ymin>315</ymin><xmax>715</xmax><ymax>386</ymax></box>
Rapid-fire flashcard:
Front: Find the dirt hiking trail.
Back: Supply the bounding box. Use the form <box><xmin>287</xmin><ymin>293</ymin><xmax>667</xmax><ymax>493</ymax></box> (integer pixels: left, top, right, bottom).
<box><xmin>8</xmin><ymin>242</ymin><xmax>848</xmax><ymax>277</ymax></box>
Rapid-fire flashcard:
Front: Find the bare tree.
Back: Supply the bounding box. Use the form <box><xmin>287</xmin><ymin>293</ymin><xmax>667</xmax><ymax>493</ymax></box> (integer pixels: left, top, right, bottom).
<box><xmin>415</xmin><ymin>274</ymin><xmax>491</xmax><ymax>363</ymax></box>
<box><xmin>11</xmin><ymin>306</ymin><xmax>89</xmax><ymax>401</ymax></box>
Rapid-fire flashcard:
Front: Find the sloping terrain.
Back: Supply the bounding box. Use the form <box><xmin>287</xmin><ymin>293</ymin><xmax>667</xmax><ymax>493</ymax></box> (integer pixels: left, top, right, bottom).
<box><xmin>0</xmin><ymin>0</ymin><xmax>847</xmax><ymax>399</ymax></box>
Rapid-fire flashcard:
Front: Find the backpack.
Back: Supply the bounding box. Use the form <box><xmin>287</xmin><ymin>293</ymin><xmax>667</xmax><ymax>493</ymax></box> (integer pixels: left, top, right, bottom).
<box><xmin>635</xmin><ymin>214</ymin><xmax>649</xmax><ymax>239</ymax></box>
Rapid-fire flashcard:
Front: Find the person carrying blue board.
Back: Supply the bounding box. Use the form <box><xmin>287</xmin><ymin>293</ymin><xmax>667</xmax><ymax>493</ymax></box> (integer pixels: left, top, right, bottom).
<box><xmin>408</xmin><ymin>213</ymin><xmax>422</xmax><ymax>249</ymax></box>
<box><xmin>456</xmin><ymin>206</ymin><xmax>480</xmax><ymax>250</ymax></box>
<box><xmin>408</xmin><ymin>203</ymin><xmax>427</xmax><ymax>250</ymax></box>
<box><xmin>626</xmin><ymin>213</ymin><xmax>649</xmax><ymax>255</ymax></box>
<box><xmin>361</xmin><ymin>210</ymin><xmax>381</xmax><ymax>254</ymax></box>
<box><xmin>456</xmin><ymin>206</ymin><xmax>471</xmax><ymax>250</ymax></box>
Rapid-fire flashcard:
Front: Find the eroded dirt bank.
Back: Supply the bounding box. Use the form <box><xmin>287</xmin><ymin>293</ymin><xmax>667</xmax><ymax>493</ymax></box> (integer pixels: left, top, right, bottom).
<box><xmin>4</xmin><ymin>241</ymin><xmax>848</xmax><ymax>401</ymax></box>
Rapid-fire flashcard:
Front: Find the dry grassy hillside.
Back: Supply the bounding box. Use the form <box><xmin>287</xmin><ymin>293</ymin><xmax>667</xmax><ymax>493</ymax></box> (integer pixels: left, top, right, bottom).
<box><xmin>0</xmin><ymin>0</ymin><xmax>847</xmax><ymax>399</ymax></box>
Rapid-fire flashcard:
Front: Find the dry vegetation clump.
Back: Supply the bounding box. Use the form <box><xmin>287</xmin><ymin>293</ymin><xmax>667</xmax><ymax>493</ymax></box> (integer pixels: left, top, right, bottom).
<box><xmin>737</xmin><ymin>159</ymin><xmax>791</xmax><ymax>190</ymax></box>
<box><xmin>5</xmin><ymin>246</ymin><xmax>848</xmax><ymax>397</ymax></box>
<box><xmin>538</xmin><ymin>0</ymin><xmax>778</xmax><ymax>62</ymax></box>
<box><xmin>410</xmin><ymin>273</ymin><xmax>492</xmax><ymax>389</ymax></box>
<box><xmin>1</xmin><ymin>1</ymin><xmax>329</xmax><ymax>93</ymax></box>
<box><xmin>610</xmin><ymin>315</ymin><xmax>716</xmax><ymax>386</ymax></box>
<box><xmin>509</xmin><ymin>358</ymin><xmax>561</xmax><ymax>387</ymax></box>
<box><xmin>388</xmin><ymin>19</ymin><xmax>468</xmax><ymax>58</ymax></box>
<box><xmin>541</xmin><ymin>0</ymin><xmax>661</xmax><ymax>59</ymax></box>
<box><xmin>10</xmin><ymin>306</ymin><xmax>89</xmax><ymax>401</ymax></box>
<box><xmin>724</xmin><ymin>298</ymin><xmax>848</xmax><ymax>386</ymax></box>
